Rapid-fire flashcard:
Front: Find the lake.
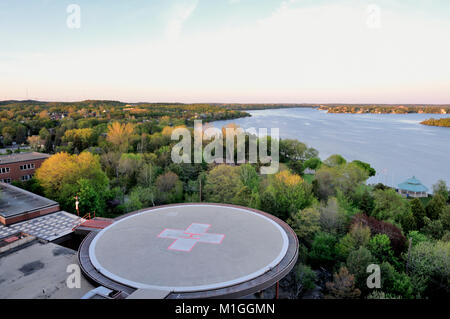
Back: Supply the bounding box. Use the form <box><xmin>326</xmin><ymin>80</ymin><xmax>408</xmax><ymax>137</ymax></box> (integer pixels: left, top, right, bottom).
<box><xmin>212</xmin><ymin>108</ymin><xmax>450</xmax><ymax>191</ymax></box>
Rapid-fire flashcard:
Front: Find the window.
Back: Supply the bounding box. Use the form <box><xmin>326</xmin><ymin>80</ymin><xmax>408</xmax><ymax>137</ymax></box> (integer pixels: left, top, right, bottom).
<box><xmin>21</xmin><ymin>175</ymin><xmax>33</xmax><ymax>181</ymax></box>
<box><xmin>0</xmin><ymin>167</ymin><xmax>10</xmax><ymax>174</ymax></box>
<box><xmin>20</xmin><ymin>163</ymin><xmax>35</xmax><ymax>170</ymax></box>
<box><xmin>1</xmin><ymin>178</ymin><xmax>11</xmax><ymax>184</ymax></box>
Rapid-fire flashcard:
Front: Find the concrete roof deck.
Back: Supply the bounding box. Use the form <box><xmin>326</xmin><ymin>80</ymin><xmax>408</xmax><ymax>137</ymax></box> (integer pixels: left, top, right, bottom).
<box><xmin>0</xmin><ymin>241</ymin><xmax>95</xmax><ymax>299</ymax></box>
<box><xmin>0</xmin><ymin>183</ymin><xmax>59</xmax><ymax>219</ymax></box>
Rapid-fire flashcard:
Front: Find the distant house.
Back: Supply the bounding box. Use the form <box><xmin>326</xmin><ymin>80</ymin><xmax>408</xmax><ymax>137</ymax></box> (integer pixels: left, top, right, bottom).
<box><xmin>397</xmin><ymin>176</ymin><xmax>428</xmax><ymax>198</ymax></box>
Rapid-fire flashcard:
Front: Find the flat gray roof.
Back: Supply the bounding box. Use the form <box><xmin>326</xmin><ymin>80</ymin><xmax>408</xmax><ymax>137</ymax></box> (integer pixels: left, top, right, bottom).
<box><xmin>0</xmin><ymin>152</ymin><xmax>50</xmax><ymax>165</ymax></box>
<box><xmin>0</xmin><ymin>241</ymin><xmax>95</xmax><ymax>299</ymax></box>
<box><xmin>0</xmin><ymin>183</ymin><xmax>58</xmax><ymax>218</ymax></box>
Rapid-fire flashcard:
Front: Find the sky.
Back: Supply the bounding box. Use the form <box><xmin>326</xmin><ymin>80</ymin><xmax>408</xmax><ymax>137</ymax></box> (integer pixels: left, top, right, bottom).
<box><xmin>0</xmin><ymin>0</ymin><xmax>449</xmax><ymax>104</ymax></box>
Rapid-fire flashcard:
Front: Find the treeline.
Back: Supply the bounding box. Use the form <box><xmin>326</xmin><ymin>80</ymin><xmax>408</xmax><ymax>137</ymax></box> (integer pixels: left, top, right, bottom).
<box><xmin>420</xmin><ymin>118</ymin><xmax>450</xmax><ymax>127</ymax></box>
<box><xmin>0</xmin><ymin>100</ymin><xmax>249</xmax><ymax>148</ymax></box>
<box><xmin>12</xmin><ymin>119</ymin><xmax>450</xmax><ymax>300</ymax></box>
<box><xmin>318</xmin><ymin>104</ymin><xmax>450</xmax><ymax>114</ymax></box>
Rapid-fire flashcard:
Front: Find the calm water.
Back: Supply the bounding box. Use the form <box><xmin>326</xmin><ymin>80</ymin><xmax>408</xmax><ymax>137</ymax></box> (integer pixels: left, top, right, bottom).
<box><xmin>213</xmin><ymin>108</ymin><xmax>450</xmax><ymax>190</ymax></box>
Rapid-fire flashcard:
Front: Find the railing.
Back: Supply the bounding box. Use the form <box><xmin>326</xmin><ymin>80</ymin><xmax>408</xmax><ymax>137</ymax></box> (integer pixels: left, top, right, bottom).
<box><xmin>72</xmin><ymin>212</ymin><xmax>96</xmax><ymax>231</ymax></box>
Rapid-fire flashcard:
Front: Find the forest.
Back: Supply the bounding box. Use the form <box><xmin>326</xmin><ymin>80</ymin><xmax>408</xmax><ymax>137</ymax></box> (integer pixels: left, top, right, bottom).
<box><xmin>1</xmin><ymin>100</ymin><xmax>449</xmax><ymax>299</ymax></box>
<box><xmin>420</xmin><ymin>118</ymin><xmax>450</xmax><ymax>127</ymax></box>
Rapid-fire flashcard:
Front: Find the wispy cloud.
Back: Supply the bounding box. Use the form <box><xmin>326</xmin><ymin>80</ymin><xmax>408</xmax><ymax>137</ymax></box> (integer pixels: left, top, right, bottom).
<box><xmin>166</xmin><ymin>0</ymin><xmax>199</xmax><ymax>41</ymax></box>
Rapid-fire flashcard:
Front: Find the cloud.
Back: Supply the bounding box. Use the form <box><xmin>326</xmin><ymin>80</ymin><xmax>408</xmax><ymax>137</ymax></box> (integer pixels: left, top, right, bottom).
<box><xmin>166</xmin><ymin>0</ymin><xmax>199</xmax><ymax>41</ymax></box>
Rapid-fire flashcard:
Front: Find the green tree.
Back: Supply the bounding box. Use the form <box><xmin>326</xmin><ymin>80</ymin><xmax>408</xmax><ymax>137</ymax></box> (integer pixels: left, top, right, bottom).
<box><xmin>410</xmin><ymin>198</ymin><xmax>426</xmax><ymax>229</ymax></box>
<box><xmin>204</xmin><ymin>165</ymin><xmax>243</xmax><ymax>204</ymax></box>
<box><xmin>426</xmin><ymin>194</ymin><xmax>446</xmax><ymax>220</ymax></box>
<box><xmin>351</xmin><ymin>160</ymin><xmax>376</xmax><ymax>177</ymax></box>
<box><xmin>346</xmin><ymin>246</ymin><xmax>375</xmax><ymax>291</ymax></box>
<box><xmin>335</xmin><ymin>223</ymin><xmax>371</xmax><ymax>260</ymax></box>
<box><xmin>367</xmin><ymin>234</ymin><xmax>395</xmax><ymax>264</ymax></box>
<box><xmin>260</xmin><ymin>170</ymin><xmax>313</xmax><ymax>220</ymax></box>
<box><xmin>296</xmin><ymin>264</ymin><xmax>317</xmax><ymax>291</ymax></box>
<box><xmin>432</xmin><ymin>180</ymin><xmax>449</xmax><ymax>201</ymax></box>
<box><xmin>287</xmin><ymin>207</ymin><xmax>321</xmax><ymax>243</ymax></box>
<box><xmin>309</xmin><ymin>232</ymin><xmax>337</xmax><ymax>267</ymax></box>
<box><xmin>409</xmin><ymin>241</ymin><xmax>450</xmax><ymax>297</ymax></box>
<box><xmin>324</xmin><ymin>154</ymin><xmax>347</xmax><ymax>167</ymax></box>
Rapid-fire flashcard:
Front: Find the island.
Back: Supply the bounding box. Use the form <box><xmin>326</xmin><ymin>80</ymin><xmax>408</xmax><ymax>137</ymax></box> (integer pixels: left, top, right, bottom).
<box><xmin>420</xmin><ymin>117</ymin><xmax>450</xmax><ymax>127</ymax></box>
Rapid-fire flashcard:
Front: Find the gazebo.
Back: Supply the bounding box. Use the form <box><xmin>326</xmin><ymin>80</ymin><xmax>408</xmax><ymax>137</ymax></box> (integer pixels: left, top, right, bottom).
<box><xmin>397</xmin><ymin>176</ymin><xmax>428</xmax><ymax>198</ymax></box>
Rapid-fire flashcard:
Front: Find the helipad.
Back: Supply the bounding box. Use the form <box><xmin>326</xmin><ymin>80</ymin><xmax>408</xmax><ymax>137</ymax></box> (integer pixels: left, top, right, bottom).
<box><xmin>79</xmin><ymin>204</ymin><xmax>298</xmax><ymax>298</ymax></box>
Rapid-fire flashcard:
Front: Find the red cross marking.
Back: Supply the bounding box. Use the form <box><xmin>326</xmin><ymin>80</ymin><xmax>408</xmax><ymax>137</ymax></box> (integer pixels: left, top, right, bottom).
<box><xmin>157</xmin><ymin>223</ymin><xmax>225</xmax><ymax>252</ymax></box>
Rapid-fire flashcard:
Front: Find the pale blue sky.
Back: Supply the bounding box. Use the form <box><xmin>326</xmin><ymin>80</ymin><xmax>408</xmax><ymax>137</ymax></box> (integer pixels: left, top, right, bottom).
<box><xmin>1</xmin><ymin>0</ymin><xmax>449</xmax><ymax>103</ymax></box>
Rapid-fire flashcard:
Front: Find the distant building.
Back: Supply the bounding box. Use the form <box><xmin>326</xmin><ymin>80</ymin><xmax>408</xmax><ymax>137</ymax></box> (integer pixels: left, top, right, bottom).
<box><xmin>0</xmin><ymin>152</ymin><xmax>50</xmax><ymax>184</ymax></box>
<box><xmin>397</xmin><ymin>176</ymin><xmax>428</xmax><ymax>198</ymax></box>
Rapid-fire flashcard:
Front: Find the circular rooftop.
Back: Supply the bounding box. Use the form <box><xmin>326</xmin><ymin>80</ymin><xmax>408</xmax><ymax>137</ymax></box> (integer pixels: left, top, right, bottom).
<box><xmin>78</xmin><ymin>203</ymin><xmax>298</xmax><ymax>298</ymax></box>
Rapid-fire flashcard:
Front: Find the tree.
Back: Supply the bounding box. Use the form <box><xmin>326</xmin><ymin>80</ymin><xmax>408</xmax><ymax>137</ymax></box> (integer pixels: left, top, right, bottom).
<box><xmin>309</xmin><ymin>232</ymin><xmax>337</xmax><ymax>267</ymax></box>
<box><xmin>314</xmin><ymin>163</ymin><xmax>368</xmax><ymax>200</ymax></box>
<box><xmin>303</xmin><ymin>157</ymin><xmax>322</xmax><ymax>171</ymax></box>
<box><xmin>106</xmin><ymin>122</ymin><xmax>135</xmax><ymax>152</ymax></box>
<box><xmin>204</xmin><ymin>165</ymin><xmax>243</xmax><ymax>204</ymax></box>
<box><xmin>372</xmin><ymin>188</ymin><xmax>415</xmax><ymax>232</ymax></box>
<box><xmin>62</xmin><ymin>128</ymin><xmax>96</xmax><ymax>152</ymax></box>
<box><xmin>432</xmin><ymin>180</ymin><xmax>449</xmax><ymax>201</ymax></box>
<box><xmin>27</xmin><ymin>135</ymin><xmax>43</xmax><ymax>151</ymax></box>
<box><xmin>440</xmin><ymin>205</ymin><xmax>450</xmax><ymax>231</ymax></box>
<box><xmin>410</xmin><ymin>198</ymin><xmax>426</xmax><ymax>229</ymax></box>
<box><xmin>155</xmin><ymin>171</ymin><xmax>183</xmax><ymax>204</ymax></box>
<box><xmin>346</xmin><ymin>246</ymin><xmax>375</xmax><ymax>291</ymax></box>
<box><xmin>325</xmin><ymin>267</ymin><xmax>361</xmax><ymax>299</ymax></box>
<box><xmin>279</xmin><ymin>139</ymin><xmax>306</xmax><ymax>162</ymax></box>
<box><xmin>260</xmin><ymin>170</ymin><xmax>313</xmax><ymax>220</ymax></box>
<box><xmin>351</xmin><ymin>160</ymin><xmax>376</xmax><ymax>177</ymax></box>
<box><xmin>318</xmin><ymin>197</ymin><xmax>347</xmax><ymax>235</ymax></box>
<box><xmin>379</xmin><ymin>262</ymin><xmax>414</xmax><ymax>298</ymax></box>
<box><xmin>367</xmin><ymin>234</ymin><xmax>395</xmax><ymax>264</ymax></box>
<box><xmin>409</xmin><ymin>240</ymin><xmax>450</xmax><ymax>297</ymax></box>
<box><xmin>324</xmin><ymin>154</ymin><xmax>346</xmax><ymax>167</ymax></box>
<box><xmin>335</xmin><ymin>223</ymin><xmax>371</xmax><ymax>260</ymax></box>
<box><xmin>426</xmin><ymin>194</ymin><xmax>446</xmax><ymax>220</ymax></box>
<box><xmin>352</xmin><ymin>214</ymin><xmax>407</xmax><ymax>255</ymax></box>
<box><xmin>35</xmin><ymin>152</ymin><xmax>109</xmax><ymax>198</ymax></box>
<box><xmin>296</xmin><ymin>264</ymin><xmax>317</xmax><ymax>292</ymax></box>
<box><xmin>422</xmin><ymin>219</ymin><xmax>444</xmax><ymax>240</ymax></box>
<box><xmin>287</xmin><ymin>207</ymin><xmax>321</xmax><ymax>242</ymax></box>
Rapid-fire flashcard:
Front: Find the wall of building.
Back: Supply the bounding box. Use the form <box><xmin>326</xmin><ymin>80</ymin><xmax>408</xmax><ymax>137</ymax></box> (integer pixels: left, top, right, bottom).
<box><xmin>0</xmin><ymin>158</ymin><xmax>47</xmax><ymax>183</ymax></box>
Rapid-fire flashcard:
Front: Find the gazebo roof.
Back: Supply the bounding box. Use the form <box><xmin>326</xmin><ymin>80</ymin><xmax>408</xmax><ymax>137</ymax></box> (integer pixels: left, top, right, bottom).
<box><xmin>398</xmin><ymin>176</ymin><xmax>428</xmax><ymax>193</ymax></box>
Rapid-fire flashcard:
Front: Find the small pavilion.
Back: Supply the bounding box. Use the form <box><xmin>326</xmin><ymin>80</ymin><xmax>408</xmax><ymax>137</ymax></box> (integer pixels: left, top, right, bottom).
<box><xmin>397</xmin><ymin>176</ymin><xmax>428</xmax><ymax>198</ymax></box>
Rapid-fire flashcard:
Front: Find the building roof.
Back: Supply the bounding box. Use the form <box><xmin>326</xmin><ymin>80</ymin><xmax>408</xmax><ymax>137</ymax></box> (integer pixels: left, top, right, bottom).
<box><xmin>0</xmin><ymin>152</ymin><xmax>50</xmax><ymax>165</ymax></box>
<box><xmin>0</xmin><ymin>183</ymin><xmax>58</xmax><ymax>219</ymax></box>
<box><xmin>398</xmin><ymin>176</ymin><xmax>429</xmax><ymax>193</ymax></box>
